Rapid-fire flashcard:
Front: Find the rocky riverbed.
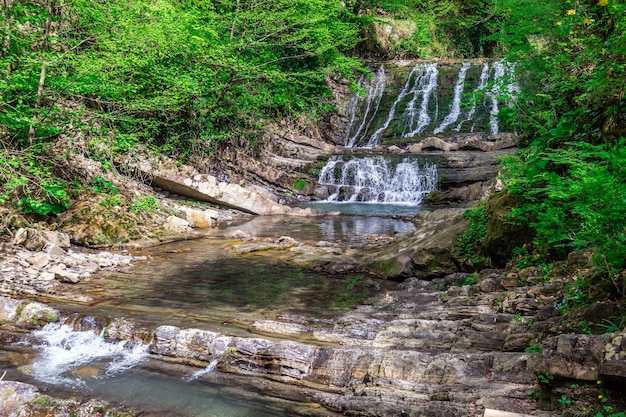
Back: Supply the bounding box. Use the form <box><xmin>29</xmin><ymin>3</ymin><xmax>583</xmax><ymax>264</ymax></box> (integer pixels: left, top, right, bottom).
<box><xmin>2</xmin><ymin>219</ymin><xmax>626</xmax><ymax>417</ymax></box>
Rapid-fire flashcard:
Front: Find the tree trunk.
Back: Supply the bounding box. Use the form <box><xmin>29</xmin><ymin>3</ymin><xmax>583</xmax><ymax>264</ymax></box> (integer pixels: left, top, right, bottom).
<box><xmin>28</xmin><ymin>1</ymin><xmax>53</xmax><ymax>144</ymax></box>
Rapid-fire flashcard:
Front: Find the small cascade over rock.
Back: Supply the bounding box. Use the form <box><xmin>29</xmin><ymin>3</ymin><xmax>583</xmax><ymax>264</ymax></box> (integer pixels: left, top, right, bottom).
<box><xmin>29</xmin><ymin>322</ymin><xmax>148</xmax><ymax>386</ymax></box>
<box><xmin>343</xmin><ymin>60</ymin><xmax>518</xmax><ymax>148</ymax></box>
<box><xmin>318</xmin><ymin>156</ymin><xmax>437</xmax><ymax>204</ymax></box>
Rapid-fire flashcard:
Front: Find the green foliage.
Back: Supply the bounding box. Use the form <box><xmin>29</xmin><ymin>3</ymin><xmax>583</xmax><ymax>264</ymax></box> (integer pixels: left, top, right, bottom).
<box><xmin>596</xmin><ymin>316</ymin><xmax>626</xmax><ymax>334</ymax></box>
<box><xmin>130</xmin><ymin>196</ymin><xmax>159</xmax><ymax>215</ymax></box>
<box><xmin>537</xmin><ymin>372</ymin><xmax>554</xmax><ymax>386</ymax></box>
<box><xmin>90</xmin><ymin>177</ymin><xmax>119</xmax><ymax>195</ymax></box>
<box><xmin>503</xmin><ymin>140</ymin><xmax>626</xmax><ymax>272</ymax></box>
<box><xmin>294</xmin><ymin>179</ymin><xmax>309</xmax><ymax>191</ymax></box>
<box><xmin>0</xmin><ymin>149</ymin><xmax>74</xmax><ymax>216</ymax></box>
<box><xmin>462</xmin><ymin>272</ymin><xmax>478</xmax><ymax>286</ymax></box>
<box><xmin>492</xmin><ymin>0</ymin><xmax>626</xmax><ymax>289</ymax></box>
<box><xmin>525</xmin><ymin>343</ymin><xmax>542</xmax><ymax>353</ymax></box>
<box><xmin>457</xmin><ymin>206</ymin><xmax>490</xmax><ymax>263</ymax></box>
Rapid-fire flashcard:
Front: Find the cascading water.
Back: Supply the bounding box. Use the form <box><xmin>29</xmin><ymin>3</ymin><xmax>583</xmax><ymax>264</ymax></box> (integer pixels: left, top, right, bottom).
<box><xmin>344</xmin><ymin>60</ymin><xmax>517</xmax><ymax>148</ymax></box>
<box><xmin>29</xmin><ymin>322</ymin><xmax>148</xmax><ymax>386</ymax></box>
<box><xmin>434</xmin><ymin>62</ymin><xmax>470</xmax><ymax>134</ymax></box>
<box><xmin>346</xmin><ymin>65</ymin><xmax>387</xmax><ymax>148</ymax></box>
<box><xmin>398</xmin><ymin>63</ymin><xmax>439</xmax><ymax>140</ymax></box>
<box><xmin>318</xmin><ymin>156</ymin><xmax>437</xmax><ymax>204</ymax></box>
<box><xmin>315</xmin><ymin>60</ymin><xmax>517</xmax><ymax>209</ymax></box>
<box><xmin>455</xmin><ymin>62</ymin><xmax>490</xmax><ymax>132</ymax></box>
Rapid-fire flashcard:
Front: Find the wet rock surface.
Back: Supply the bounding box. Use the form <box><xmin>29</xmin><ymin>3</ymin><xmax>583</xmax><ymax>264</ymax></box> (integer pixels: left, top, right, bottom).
<box><xmin>2</xmin><ymin>227</ymin><xmax>626</xmax><ymax>416</ymax></box>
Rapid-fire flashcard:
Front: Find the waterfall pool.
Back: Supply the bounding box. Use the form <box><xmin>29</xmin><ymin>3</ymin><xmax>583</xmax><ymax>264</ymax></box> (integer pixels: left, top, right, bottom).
<box><xmin>2</xmin><ymin>214</ymin><xmax>412</xmax><ymax>416</ymax></box>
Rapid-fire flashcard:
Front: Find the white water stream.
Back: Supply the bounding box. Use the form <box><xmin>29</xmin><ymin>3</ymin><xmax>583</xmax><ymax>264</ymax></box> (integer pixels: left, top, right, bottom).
<box><xmin>318</xmin><ymin>156</ymin><xmax>438</xmax><ymax>204</ymax></box>
<box><xmin>29</xmin><ymin>323</ymin><xmax>148</xmax><ymax>386</ymax></box>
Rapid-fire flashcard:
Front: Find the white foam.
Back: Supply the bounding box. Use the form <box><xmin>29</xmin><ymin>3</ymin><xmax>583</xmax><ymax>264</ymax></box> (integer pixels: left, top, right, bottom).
<box><xmin>30</xmin><ymin>323</ymin><xmax>148</xmax><ymax>386</ymax></box>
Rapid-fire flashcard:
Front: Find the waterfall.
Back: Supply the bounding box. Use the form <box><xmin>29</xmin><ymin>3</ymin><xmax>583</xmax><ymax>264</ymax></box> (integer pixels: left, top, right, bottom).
<box><xmin>400</xmin><ymin>63</ymin><xmax>439</xmax><ymax>140</ymax></box>
<box><xmin>365</xmin><ymin>64</ymin><xmax>437</xmax><ymax>148</ymax></box>
<box><xmin>489</xmin><ymin>61</ymin><xmax>506</xmax><ymax>134</ymax></box>
<box><xmin>185</xmin><ymin>357</ymin><xmax>220</xmax><ymax>381</ymax></box>
<box><xmin>318</xmin><ymin>156</ymin><xmax>437</xmax><ymax>204</ymax></box>
<box><xmin>434</xmin><ymin>62</ymin><xmax>470</xmax><ymax>134</ymax></box>
<box><xmin>29</xmin><ymin>323</ymin><xmax>148</xmax><ymax>386</ymax></box>
<box><xmin>346</xmin><ymin>65</ymin><xmax>387</xmax><ymax>147</ymax></box>
<box><xmin>455</xmin><ymin>62</ymin><xmax>490</xmax><ymax>132</ymax></box>
<box><xmin>342</xmin><ymin>60</ymin><xmax>519</xmax><ymax>146</ymax></box>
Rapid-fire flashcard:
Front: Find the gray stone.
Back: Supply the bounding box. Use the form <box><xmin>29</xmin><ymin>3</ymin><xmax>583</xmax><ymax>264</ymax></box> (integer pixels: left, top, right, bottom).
<box><xmin>13</xmin><ymin>228</ymin><xmax>70</xmax><ymax>251</ymax></box>
<box><xmin>55</xmin><ymin>270</ymin><xmax>80</xmax><ymax>284</ymax></box>
<box><xmin>163</xmin><ymin>216</ymin><xmax>194</xmax><ymax>234</ymax></box>
<box><xmin>43</xmin><ymin>242</ymin><xmax>66</xmax><ymax>256</ymax></box>
<box><xmin>25</xmin><ymin>253</ymin><xmax>51</xmax><ymax>269</ymax></box>
<box><xmin>0</xmin><ymin>381</ymin><xmax>39</xmax><ymax>417</ymax></box>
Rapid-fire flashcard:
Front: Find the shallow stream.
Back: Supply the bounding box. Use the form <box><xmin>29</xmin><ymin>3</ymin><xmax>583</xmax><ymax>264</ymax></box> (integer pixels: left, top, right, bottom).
<box><xmin>2</xmin><ymin>214</ymin><xmax>414</xmax><ymax>416</ymax></box>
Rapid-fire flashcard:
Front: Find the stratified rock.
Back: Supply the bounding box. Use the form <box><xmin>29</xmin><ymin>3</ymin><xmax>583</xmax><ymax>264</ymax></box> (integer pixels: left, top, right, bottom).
<box><xmin>539</xmin><ymin>334</ymin><xmax>604</xmax><ymax>380</ymax></box>
<box><xmin>602</xmin><ymin>330</ymin><xmax>626</xmax><ymax>380</ymax></box>
<box><xmin>366</xmin><ymin>209</ymin><xmax>468</xmax><ymax>279</ymax></box>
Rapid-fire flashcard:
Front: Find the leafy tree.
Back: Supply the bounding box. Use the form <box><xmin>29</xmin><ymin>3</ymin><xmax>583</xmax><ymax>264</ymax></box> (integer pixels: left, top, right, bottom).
<box><xmin>492</xmin><ymin>0</ymin><xmax>626</xmax><ymax>275</ymax></box>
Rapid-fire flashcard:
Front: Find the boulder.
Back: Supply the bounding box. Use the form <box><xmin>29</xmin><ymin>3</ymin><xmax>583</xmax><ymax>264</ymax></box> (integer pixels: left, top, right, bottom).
<box><xmin>25</xmin><ymin>253</ymin><xmax>51</xmax><ymax>269</ymax></box>
<box><xmin>13</xmin><ymin>228</ymin><xmax>70</xmax><ymax>251</ymax></box>
<box><xmin>0</xmin><ymin>381</ymin><xmax>39</xmax><ymax>417</ymax></box>
<box><xmin>539</xmin><ymin>334</ymin><xmax>604</xmax><ymax>380</ymax></box>
<box><xmin>163</xmin><ymin>216</ymin><xmax>194</xmax><ymax>234</ymax></box>
<box><xmin>184</xmin><ymin>208</ymin><xmax>216</xmax><ymax>228</ymax></box>
<box><xmin>14</xmin><ymin>302</ymin><xmax>59</xmax><ymax>328</ymax></box>
<box><xmin>367</xmin><ymin>209</ymin><xmax>468</xmax><ymax>279</ymax></box>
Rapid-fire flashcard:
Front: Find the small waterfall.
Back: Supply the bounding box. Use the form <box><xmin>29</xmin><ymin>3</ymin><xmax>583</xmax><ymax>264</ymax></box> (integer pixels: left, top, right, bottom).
<box><xmin>489</xmin><ymin>61</ymin><xmax>506</xmax><ymax>134</ymax></box>
<box><xmin>400</xmin><ymin>63</ymin><xmax>439</xmax><ymax>140</ymax></box>
<box><xmin>346</xmin><ymin>65</ymin><xmax>387</xmax><ymax>148</ymax></box>
<box><xmin>29</xmin><ymin>323</ymin><xmax>148</xmax><ymax>386</ymax></box>
<box><xmin>318</xmin><ymin>156</ymin><xmax>437</xmax><ymax>204</ymax></box>
<box><xmin>455</xmin><ymin>62</ymin><xmax>490</xmax><ymax>132</ymax></box>
<box><xmin>365</xmin><ymin>64</ymin><xmax>430</xmax><ymax>148</ymax></box>
<box><xmin>185</xmin><ymin>357</ymin><xmax>220</xmax><ymax>381</ymax></box>
<box><xmin>434</xmin><ymin>62</ymin><xmax>470</xmax><ymax>134</ymax></box>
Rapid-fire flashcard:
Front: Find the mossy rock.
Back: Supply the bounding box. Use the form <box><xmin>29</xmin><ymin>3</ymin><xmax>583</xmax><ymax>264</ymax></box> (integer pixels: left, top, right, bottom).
<box><xmin>482</xmin><ymin>192</ymin><xmax>534</xmax><ymax>267</ymax></box>
<box><xmin>56</xmin><ymin>195</ymin><xmax>168</xmax><ymax>246</ymax></box>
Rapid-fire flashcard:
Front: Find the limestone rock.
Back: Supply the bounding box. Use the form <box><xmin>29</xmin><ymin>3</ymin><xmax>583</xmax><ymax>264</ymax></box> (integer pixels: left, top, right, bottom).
<box><xmin>55</xmin><ymin>269</ymin><xmax>80</xmax><ymax>284</ymax></box>
<box><xmin>0</xmin><ymin>381</ymin><xmax>39</xmax><ymax>417</ymax></box>
<box><xmin>163</xmin><ymin>216</ymin><xmax>194</xmax><ymax>234</ymax></box>
<box><xmin>13</xmin><ymin>228</ymin><xmax>70</xmax><ymax>251</ymax></box>
<box><xmin>25</xmin><ymin>253</ymin><xmax>51</xmax><ymax>269</ymax></box>
<box><xmin>184</xmin><ymin>208</ymin><xmax>215</xmax><ymax>228</ymax></box>
<box><xmin>367</xmin><ymin>209</ymin><xmax>468</xmax><ymax>279</ymax></box>
<box><xmin>14</xmin><ymin>302</ymin><xmax>59</xmax><ymax>328</ymax></box>
<box><xmin>539</xmin><ymin>334</ymin><xmax>604</xmax><ymax>380</ymax></box>
<box><xmin>0</xmin><ymin>296</ymin><xmax>22</xmax><ymax>322</ymax></box>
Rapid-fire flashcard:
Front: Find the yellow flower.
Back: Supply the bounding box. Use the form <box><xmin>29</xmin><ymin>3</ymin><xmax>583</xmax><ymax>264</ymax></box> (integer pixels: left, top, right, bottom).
<box><xmin>599</xmin><ymin>395</ymin><xmax>603</xmax><ymax>399</ymax></box>
<box><xmin>597</xmin><ymin>380</ymin><xmax>602</xmax><ymax>385</ymax></box>
<box><xmin>598</xmin><ymin>0</ymin><xmax>608</xmax><ymax>6</ymax></box>
<box><xmin>584</xmin><ymin>18</ymin><xmax>593</xmax><ymax>24</ymax></box>
<box><xmin>567</xmin><ymin>9</ymin><xmax>576</xmax><ymax>15</ymax></box>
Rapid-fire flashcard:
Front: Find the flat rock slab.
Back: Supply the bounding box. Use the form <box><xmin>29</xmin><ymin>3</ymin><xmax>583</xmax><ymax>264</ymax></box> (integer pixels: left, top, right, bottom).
<box><xmin>484</xmin><ymin>409</ymin><xmax>548</xmax><ymax>417</ymax></box>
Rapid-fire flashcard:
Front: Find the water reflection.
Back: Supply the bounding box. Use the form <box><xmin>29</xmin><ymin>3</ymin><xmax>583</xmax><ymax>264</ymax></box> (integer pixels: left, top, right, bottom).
<box><xmin>212</xmin><ymin>213</ymin><xmax>416</xmax><ymax>244</ymax></box>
